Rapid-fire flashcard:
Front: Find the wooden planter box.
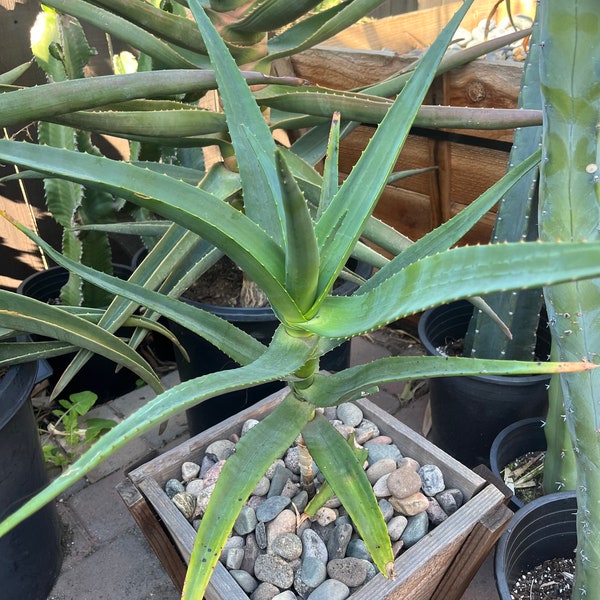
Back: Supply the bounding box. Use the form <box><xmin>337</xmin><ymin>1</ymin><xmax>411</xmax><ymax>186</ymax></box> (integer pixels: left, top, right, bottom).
<box><xmin>289</xmin><ymin>0</ymin><xmax>532</xmax><ymax>245</ymax></box>
<box><xmin>118</xmin><ymin>388</ymin><xmax>512</xmax><ymax>600</ymax></box>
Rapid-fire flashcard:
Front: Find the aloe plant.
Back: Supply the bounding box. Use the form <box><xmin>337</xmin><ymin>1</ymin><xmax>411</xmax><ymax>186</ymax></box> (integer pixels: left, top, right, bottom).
<box><xmin>0</xmin><ymin>1</ymin><xmax>599</xmax><ymax>598</ymax></box>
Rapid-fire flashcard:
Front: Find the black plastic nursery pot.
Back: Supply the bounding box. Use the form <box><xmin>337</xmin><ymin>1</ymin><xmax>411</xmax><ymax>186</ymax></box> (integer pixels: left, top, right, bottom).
<box><xmin>490</xmin><ymin>417</ymin><xmax>547</xmax><ymax>511</ymax></box>
<box><xmin>17</xmin><ymin>265</ymin><xmax>139</xmax><ymax>403</ymax></box>
<box><xmin>494</xmin><ymin>491</ymin><xmax>577</xmax><ymax>599</ymax></box>
<box><xmin>418</xmin><ymin>300</ymin><xmax>550</xmax><ymax>468</ymax></box>
<box><xmin>0</xmin><ymin>357</ymin><xmax>63</xmax><ymax>599</ymax></box>
<box><xmin>169</xmin><ymin>259</ymin><xmax>372</xmax><ymax>435</ymax></box>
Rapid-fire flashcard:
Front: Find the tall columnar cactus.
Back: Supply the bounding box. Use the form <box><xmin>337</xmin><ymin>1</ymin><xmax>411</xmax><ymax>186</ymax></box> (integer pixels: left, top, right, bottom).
<box><xmin>463</xmin><ymin>11</ymin><xmax>544</xmax><ymax>361</ymax></box>
<box><xmin>538</xmin><ymin>1</ymin><xmax>600</xmax><ymax>598</ymax></box>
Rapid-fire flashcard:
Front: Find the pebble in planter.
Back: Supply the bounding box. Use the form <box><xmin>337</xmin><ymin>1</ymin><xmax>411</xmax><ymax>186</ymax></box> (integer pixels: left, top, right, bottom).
<box><xmin>164</xmin><ymin>403</ymin><xmax>464</xmax><ymax>599</ymax></box>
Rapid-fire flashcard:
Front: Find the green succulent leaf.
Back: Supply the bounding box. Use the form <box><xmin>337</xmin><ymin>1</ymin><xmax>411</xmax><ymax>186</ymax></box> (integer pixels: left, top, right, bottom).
<box><xmin>0</xmin><ymin>327</ymin><xmax>317</xmax><ymax>544</ymax></box>
<box><xmin>0</xmin><ymin>140</ymin><xmax>304</xmax><ymax>322</ymax></box>
<box><xmin>314</xmin><ymin>0</ymin><xmax>474</xmax><ymax>302</ymax></box>
<box><xmin>302</xmin><ymin>242</ymin><xmax>600</xmax><ymax>339</ymax></box>
<box><xmin>262</xmin><ymin>0</ymin><xmax>389</xmax><ymax>67</ymax></box>
<box><xmin>302</xmin><ymin>355</ymin><xmax>599</xmax><ymax>408</ymax></box>
<box><xmin>302</xmin><ymin>413</ymin><xmax>394</xmax><ymax>577</ymax></box>
<box><xmin>0</xmin><ymin>291</ymin><xmax>162</xmax><ymax>392</ymax></box>
<box><xmin>38</xmin><ymin>0</ymin><xmax>201</xmax><ymax>68</ymax></box>
<box><xmin>184</xmin><ymin>391</ymin><xmax>315</xmax><ymax>599</ymax></box>
<box><xmin>277</xmin><ymin>150</ymin><xmax>320</xmax><ymax>314</ymax></box>
<box><xmin>189</xmin><ymin>0</ymin><xmax>285</xmax><ymax>247</ymax></box>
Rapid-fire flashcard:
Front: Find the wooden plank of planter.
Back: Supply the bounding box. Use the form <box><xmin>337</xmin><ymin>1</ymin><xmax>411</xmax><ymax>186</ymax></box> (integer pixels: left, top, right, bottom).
<box><xmin>127</xmin><ymin>389</ymin><xmax>507</xmax><ymax>599</ymax></box>
<box><xmin>430</xmin><ymin>502</ymin><xmax>513</xmax><ymax>600</ymax></box>
<box><xmin>116</xmin><ymin>478</ymin><xmax>187</xmax><ymax>592</ymax></box>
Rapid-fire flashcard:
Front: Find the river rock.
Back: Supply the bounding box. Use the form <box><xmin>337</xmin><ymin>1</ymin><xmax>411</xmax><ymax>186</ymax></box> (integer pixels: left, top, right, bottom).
<box><xmin>272</xmin><ymin>592</ymin><xmax>297</xmax><ymax>600</ymax></box>
<box><xmin>271</xmin><ymin>532</ymin><xmax>303</xmax><ymax>561</ymax></box>
<box><xmin>268</xmin><ymin>464</ymin><xmax>294</xmax><ymax>497</ymax></box>
<box><xmin>401</xmin><ymin>511</ymin><xmax>429</xmax><ymax>548</ymax></box>
<box><xmin>181</xmin><ymin>461</ymin><xmax>201</xmax><ymax>482</ymax></box>
<box><xmin>226</xmin><ymin>547</ymin><xmax>245</xmax><ymax>570</ymax></box>
<box><xmin>354</xmin><ymin>419</ymin><xmax>379</xmax><ymax>444</ymax></box>
<box><xmin>419</xmin><ymin>464</ymin><xmax>445</xmax><ymax>496</ymax></box>
<box><xmin>301</xmin><ymin>556</ymin><xmax>328</xmax><ymax>588</ymax></box>
<box><xmin>205</xmin><ymin>439</ymin><xmax>236</xmax><ymax>461</ymax></box>
<box><xmin>336</xmin><ymin>402</ymin><xmax>363</xmax><ymax>427</ymax></box>
<box><xmin>426</xmin><ymin>497</ymin><xmax>448</xmax><ymax>526</ymax></box>
<box><xmin>436</xmin><ymin>488</ymin><xmax>463</xmax><ymax>515</ymax></box>
<box><xmin>241</xmin><ymin>418</ymin><xmax>260</xmax><ymax>436</ymax></box>
<box><xmin>254</xmin><ymin>554</ymin><xmax>294</xmax><ymax>589</ymax></box>
<box><xmin>291</xmin><ymin>490</ymin><xmax>309</xmax><ymax>513</ymax></box>
<box><xmin>306</xmin><ymin>578</ymin><xmax>350</xmax><ymax>600</ymax></box>
<box><xmin>256</xmin><ymin>495</ymin><xmax>291</xmax><ymax>522</ymax></box>
<box><xmin>364</xmin><ymin>441</ymin><xmax>402</xmax><ymax>465</ymax></box>
<box><xmin>327</xmin><ymin>557</ymin><xmax>368</xmax><ymax>588</ymax></box>
<box><xmin>164</xmin><ymin>478</ymin><xmax>185</xmax><ymax>499</ymax></box>
<box><xmin>327</xmin><ymin>522</ymin><xmax>353</xmax><ymax>560</ymax></box>
<box><xmin>185</xmin><ymin>478</ymin><xmax>204</xmax><ymax>496</ymax></box>
<box><xmin>366</xmin><ymin>458</ymin><xmax>397</xmax><ymax>484</ymax></box>
<box><xmin>251</xmin><ymin>582</ymin><xmax>281</xmax><ymax>600</ymax></box>
<box><xmin>378</xmin><ymin>498</ymin><xmax>394</xmax><ymax>522</ymax></box>
<box><xmin>252</xmin><ymin>476</ymin><xmax>271</xmax><ymax>497</ymax></box>
<box><xmin>345</xmin><ymin>538</ymin><xmax>370</xmax><ymax>561</ymax></box>
<box><xmin>387</xmin><ymin>465</ymin><xmax>422</xmax><ymax>499</ymax></box>
<box><xmin>172</xmin><ymin>492</ymin><xmax>196</xmax><ymax>520</ymax></box>
<box><xmin>266</xmin><ymin>509</ymin><xmax>296</xmax><ymax>548</ymax></box>
<box><xmin>372</xmin><ymin>473</ymin><xmax>392</xmax><ymax>498</ymax></box>
<box><xmin>234</xmin><ymin>504</ymin><xmax>258</xmax><ymax>535</ymax></box>
<box><xmin>284</xmin><ymin>446</ymin><xmax>301</xmax><ymax>475</ymax></box>
<box><xmin>302</xmin><ymin>528</ymin><xmax>328</xmax><ymax>564</ymax></box>
<box><xmin>241</xmin><ymin>533</ymin><xmax>261</xmax><ymax>573</ymax></box>
<box><xmin>387</xmin><ymin>515</ymin><xmax>408</xmax><ymax>541</ymax></box>
<box><xmin>230</xmin><ymin>569</ymin><xmax>259</xmax><ymax>594</ymax></box>
<box><xmin>390</xmin><ymin>491</ymin><xmax>430</xmax><ymax>516</ymax></box>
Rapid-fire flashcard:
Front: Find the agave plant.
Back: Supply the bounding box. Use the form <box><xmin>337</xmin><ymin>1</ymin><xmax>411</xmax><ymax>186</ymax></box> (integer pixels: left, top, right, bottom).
<box><xmin>0</xmin><ymin>0</ymin><xmax>599</xmax><ymax>598</ymax></box>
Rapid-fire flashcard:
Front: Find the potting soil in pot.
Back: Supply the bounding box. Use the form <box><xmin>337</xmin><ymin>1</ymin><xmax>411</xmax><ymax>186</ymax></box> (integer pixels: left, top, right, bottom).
<box><xmin>164</xmin><ymin>402</ymin><xmax>465</xmax><ymax>599</ymax></box>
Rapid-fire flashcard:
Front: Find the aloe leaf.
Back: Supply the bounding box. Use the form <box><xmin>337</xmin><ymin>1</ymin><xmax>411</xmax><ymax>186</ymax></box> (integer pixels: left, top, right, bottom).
<box><xmin>0</xmin><ymin>70</ymin><xmax>298</xmax><ymax>128</ymax></box>
<box><xmin>0</xmin><ymin>327</ymin><xmax>317</xmax><ymax>543</ymax></box>
<box><xmin>302</xmin><ymin>242</ymin><xmax>600</xmax><ymax>339</ymax></box>
<box><xmin>0</xmin><ymin>341</ymin><xmax>77</xmax><ymax>366</ymax></box>
<box><xmin>318</xmin><ymin>111</ymin><xmax>341</xmax><ymax>219</ymax></box>
<box><xmin>82</xmin><ymin>0</ymin><xmax>207</xmax><ymax>54</ymax></box>
<box><xmin>261</xmin><ymin>0</ymin><xmax>388</xmax><ymax>67</ymax></box>
<box><xmin>303</xmin><ymin>441</ymin><xmax>368</xmax><ymax>517</ymax></box>
<box><xmin>276</xmin><ymin>150</ymin><xmax>319</xmax><ymax>314</ymax></box>
<box><xmin>38</xmin><ymin>0</ymin><xmax>199</xmax><ymax>68</ymax></box>
<box><xmin>51</xmin><ymin>103</ymin><xmax>228</xmax><ymax>137</ymax></box>
<box><xmin>0</xmin><ymin>291</ymin><xmax>162</xmax><ymax>391</ymax></box>
<box><xmin>0</xmin><ymin>141</ymin><xmax>305</xmax><ymax>322</ymax></box>
<box><xmin>190</xmin><ymin>0</ymin><xmax>288</xmax><ymax>247</ymax></box>
<box><xmin>183</xmin><ymin>392</ymin><xmax>315</xmax><ymax>599</ymax></box>
<box><xmin>302</xmin><ymin>355</ymin><xmax>598</xmax><ymax>408</ymax></box>
<box><xmin>225</xmin><ymin>0</ymin><xmax>322</xmax><ymax>34</ymax></box>
<box><xmin>257</xmin><ymin>85</ymin><xmax>542</xmax><ymax>131</ymax></box>
<box><xmin>5</xmin><ymin>218</ymin><xmax>267</xmax><ymax>368</ymax></box>
<box><xmin>314</xmin><ymin>0</ymin><xmax>474</xmax><ymax>301</ymax></box>
<box><xmin>0</xmin><ymin>62</ymin><xmax>31</xmax><ymax>85</ymax></box>
<box><xmin>302</xmin><ymin>413</ymin><xmax>394</xmax><ymax>577</ymax></box>
<box><xmin>360</xmin><ymin>149</ymin><xmax>542</xmax><ymax>293</ymax></box>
